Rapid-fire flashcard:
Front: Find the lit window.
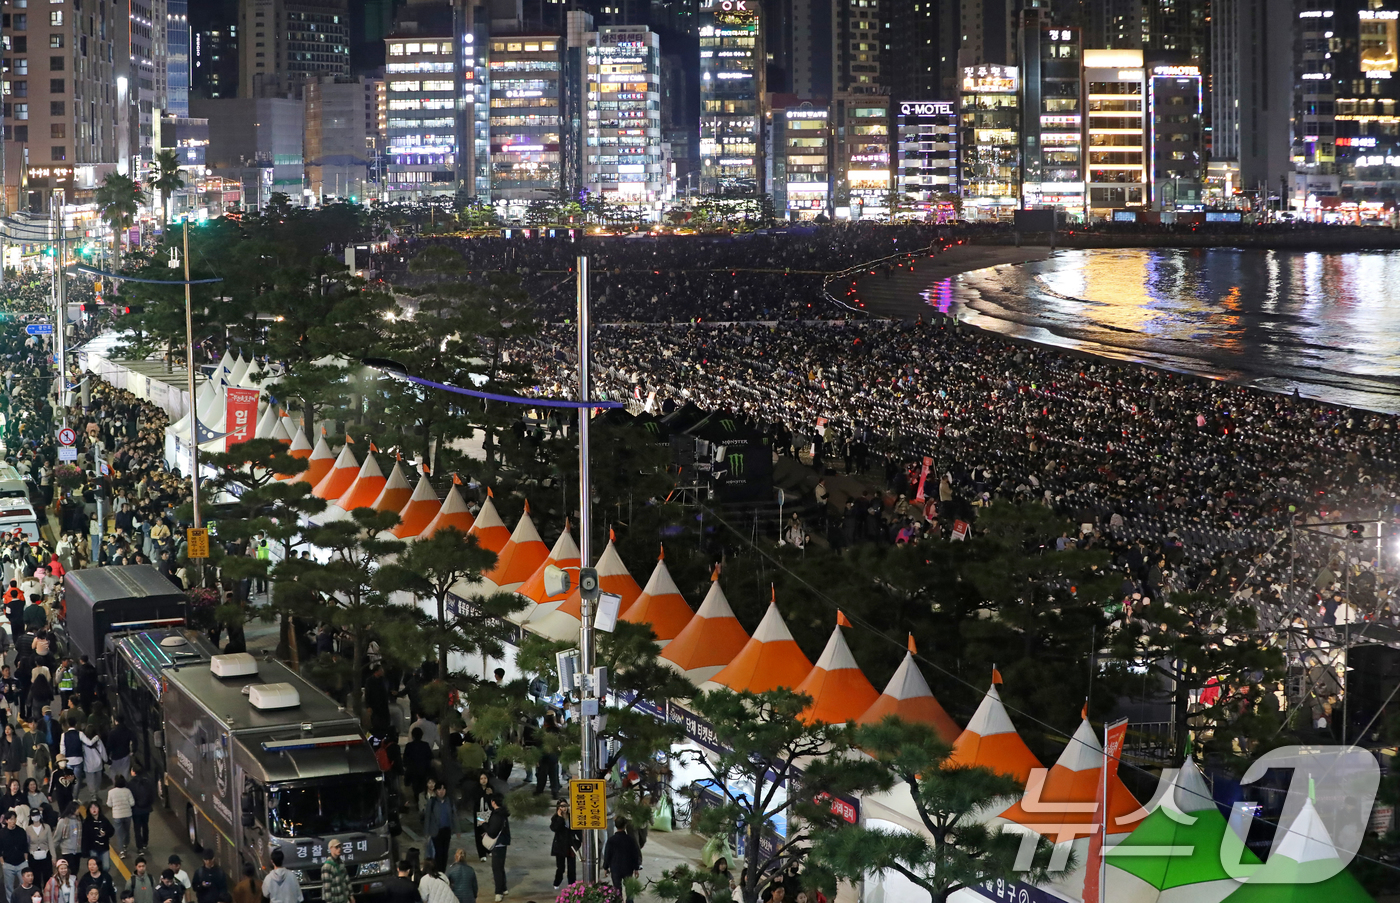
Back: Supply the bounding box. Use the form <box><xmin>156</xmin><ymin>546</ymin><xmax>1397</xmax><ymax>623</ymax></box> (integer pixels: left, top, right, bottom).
<box><xmin>389</xmin><ymin>43</ymin><xmax>404</xmax><ymax>56</ymax></box>
<box><xmin>48</xmin><ymin>11</ymin><xmax>60</xmax><ymax>25</ymax></box>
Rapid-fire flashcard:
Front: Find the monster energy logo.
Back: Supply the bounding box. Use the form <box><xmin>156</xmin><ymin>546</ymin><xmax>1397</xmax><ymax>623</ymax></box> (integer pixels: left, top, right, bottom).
<box><xmin>644</xmin><ymin>422</ymin><xmax>659</xmax><ymax>434</ymax></box>
<box><xmin>728</xmin><ymin>453</ymin><xmax>745</xmax><ymax>474</ymax></box>
<box><xmin>720</xmin><ymin>419</ymin><xmax>737</xmax><ymax>431</ymax></box>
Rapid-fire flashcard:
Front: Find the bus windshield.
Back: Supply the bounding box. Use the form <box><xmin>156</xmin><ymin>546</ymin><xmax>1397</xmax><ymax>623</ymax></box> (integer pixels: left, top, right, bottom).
<box><xmin>267</xmin><ymin>778</ymin><xmax>385</xmax><ymax>837</ymax></box>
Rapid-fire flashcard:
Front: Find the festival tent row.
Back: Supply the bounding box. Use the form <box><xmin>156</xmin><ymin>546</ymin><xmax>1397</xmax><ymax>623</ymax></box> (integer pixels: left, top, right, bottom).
<box><xmin>275</xmin><ymin>473</ymin><xmax>1374</xmax><ymax>903</ymax></box>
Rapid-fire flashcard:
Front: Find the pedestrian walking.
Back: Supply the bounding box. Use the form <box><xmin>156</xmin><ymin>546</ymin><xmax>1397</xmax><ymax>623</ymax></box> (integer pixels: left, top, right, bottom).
<box><xmin>445</xmin><ymin>850</ymin><xmax>477</xmax><ymax>903</ymax></box>
<box><xmin>320</xmin><ymin>839</ymin><xmax>353</xmax><ymax>903</ymax></box>
<box><xmin>103</xmin><ymin>778</ymin><xmax>132</xmax><ymax>856</ymax></box>
<box><xmin>482</xmin><ymin>799</ymin><xmax>509</xmax><ymax>903</ymax></box>
<box><xmin>549</xmin><ymin>801</ymin><xmax>579</xmax><ymax>890</ymax></box>
<box><xmin>602</xmin><ymin>818</ymin><xmax>642</xmax><ymax>903</ymax></box>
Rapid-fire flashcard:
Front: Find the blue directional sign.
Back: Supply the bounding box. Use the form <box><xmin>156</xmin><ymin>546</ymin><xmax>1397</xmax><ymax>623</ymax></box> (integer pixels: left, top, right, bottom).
<box><xmin>24</xmin><ymin>324</ymin><xmax>53</xmax><ymax>336</ymax></box>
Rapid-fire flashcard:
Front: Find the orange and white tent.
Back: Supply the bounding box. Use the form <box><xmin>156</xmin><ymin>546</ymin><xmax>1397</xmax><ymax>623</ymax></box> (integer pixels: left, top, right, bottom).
<box><xmin>311</xmin><ymin>443</ymin><xmax>359</xmax><ymax>502</ymax></box>
<box><xmin>794</xmin><ymin>618</ymin><xmax>879</xmax><ymax>725</ymax></box>
<box><xmin>946</xmin><ymin>678</ymin><xmax>1042</xmax><ymax>783</ymax></box>
<box><xmin>858</xmin><ymin>644</ymin><xmax>961</xmax><ymax>744</ymax></box>
<box><xmin>466</xmin><ymin>493</ymin><xmax>512</xmax><ymax>557</ymax></box>
<box><xmin>371</xmin><ymin>462</ymin><xmax>414</xmax><ymax>515</ymax></box>
<box><xmin>701</xmin><ymin>600</ymin><xmax>813</xmax><ymax>694</ymax></box>
<box><xmin>288</xmin><ymin>435</ymin><xmax>335</xmax><ymax>486</ymax></box>
<box><xmin>998</xmin><ymin>713</ymin><xmax>1145</xmax><ymax>842</ymax></box>
<box><xmin>509</xmin><ymin>526</ymin><xmax>581</xmax><ymax>625</ymax></box>
<box><xmin>389</xmin><ymin>474</ymin><xmax>440</xmax><ymax>539</ymax></box>
<box><xmin>660</xmin><ymin>575</ymin><xmax>750</xmax><ymax>683</ymax></box>
<box><xmin>419</xmin><ymin>485</ymin><xmax>476</xmax><ymax>540</ymax></box>
<box><xmin>532</xmin><ymin>535</ymin><xmax>643</xmax><ymax>641</ymax></box>
<box><xmin>331</xmin><ymin>452</ymin><xmax>387</xmax><ymax>514</ymax></box>
<box><xmin>480</xmin><ymin>502</ymin><xmax>549</xmax><ymax>594</ymax></box>
<box><xmin>620</xmin><ymin>547</ymin><xmax>692</xmax><ymax>647</ymax></box>
<box><xmin>286</xmin><ymin>427</ymin><xmax>313</xmax><ymax>459</ymax></box>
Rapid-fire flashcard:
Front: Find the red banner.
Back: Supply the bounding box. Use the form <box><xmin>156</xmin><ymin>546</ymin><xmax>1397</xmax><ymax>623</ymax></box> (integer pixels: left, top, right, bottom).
<box><xmin>1083</xmin><ymin>717</ymin><xmax>1130</xmax><ymax>903</ymax></box>
<box><xmin>224</xmin><ymin>388</ymin><xmax>260</xmax><ymax>450</ymax></box>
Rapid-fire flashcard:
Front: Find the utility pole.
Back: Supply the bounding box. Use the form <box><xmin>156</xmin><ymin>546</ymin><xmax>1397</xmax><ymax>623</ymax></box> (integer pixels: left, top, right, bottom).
<box><xmin>183</xmin><ymin>219</ymin><xmax>202</xmax><ymax>584</ymax></box>
<box><xmin>576</xmin><ymin>253</ymin><xmax>599</xmax><ymax>885</ymax></box>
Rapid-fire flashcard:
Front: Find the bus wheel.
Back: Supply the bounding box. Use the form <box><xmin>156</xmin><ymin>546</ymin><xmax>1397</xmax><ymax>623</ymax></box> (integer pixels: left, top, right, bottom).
<box><xmin>186</xmin><ymin>806</ymin><xmax>202</xmax><ymax>852</ymax></box>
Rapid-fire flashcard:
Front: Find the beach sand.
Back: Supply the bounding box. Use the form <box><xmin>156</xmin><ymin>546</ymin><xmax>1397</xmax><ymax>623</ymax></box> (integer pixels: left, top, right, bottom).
<box><xmin>849</xmin><ymin>244</ymin><xmax>1050</xmax><ymax>320</ymax></box>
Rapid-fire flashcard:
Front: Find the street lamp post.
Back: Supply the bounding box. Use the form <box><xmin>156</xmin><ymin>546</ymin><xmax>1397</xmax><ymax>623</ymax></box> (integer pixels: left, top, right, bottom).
<box><xmin>575</xmin><ymin>254</ymin><xmax>599</xmax><ymax>885</ymax></box>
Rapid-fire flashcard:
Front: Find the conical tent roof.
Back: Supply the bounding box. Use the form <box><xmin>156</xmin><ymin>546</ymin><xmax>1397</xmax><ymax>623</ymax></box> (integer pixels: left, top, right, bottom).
<box><xmin>514</xmin><ymin>527</ymin><xmax>581</xmax><ymax>611</ymax></box>
<box><xmin>1106</xmin><ymin>760</ymin><xmax>1258</xmax><ymax>903</ymax></box>
<box><xmin>391</xmin><ymin>474</ymin><xmax>440</xmax><ymax>539</ymax></box>
<box><xmin>466</xmin><ymin>495</ymin><xmax>512</xmax><ymax>555</ymax></box>
<box><xmin>620</xmin><ymin>549</ymin><xmax>692</xmax><ymax>646</ymax></box>
<box><xmin>288</xmin><ymin>435</ymin><xmax>336</xmax><ymax>485</ymax></box>
<box><xmin>240</xmin><ymin>360</ymin><xmax>264</xmax><ymax>389</ymax></box>
<box><xmin>795</xmin><ymin>624</ymin><xmax>879</xmax><ymax>725</ymax></box>
<box><xmin>947</xmin><ymin>683</ymin><xmax>1042</xmax><ymax>783</ymax></box>
<box><xmin>660</xmin><ymin>578</ymin><xmax>750</xmax><ymax>683</ymax></box>
<box><xmin>553</xmin><ymin>537</ymin><xmax>643</xmax><ymax>620</ymax></box>
<box><xmin>858</xmin><ymin>650</ymin><xmax>961</xmax><ymax>744</ymax></box>
<box><xmin>372</xmin><ymin>462</ymin><xmax>414</xmax><ymax>514</ymax></box>
<box><xmin>254</xmin><ymin>404</ymin><xmax>280</xmax><ymax>439</ymax></box>
<box><xmin>268</xmin><ymin>417</ymin><xmax>292</xmax><ymax>445</ymax></box>
<box><xmin>311</xmin><ymin>444</ymin><xmax>360</xmax><ymax>501</ymax></box>
<box><xmin>334</xmin><ymin>452</ymin><xmax>387</xmax><ymax>512</ymax></box>
<box><xmin>702</xmin><ymin>601</ymin><xmax>813</xmax><ymax>694</ymax></box>
<box><xmin>172</xmin><ymin>381</ymin><xmax>217</xmax><ymax>434</ymax></box>
<box><xmin>420</xmin><ymin>485</ymin><xmax>476</xmax><ymax>539</ymax></box>
<box><xmin>482</xmin><ymin>504</ymin><xmax>548</xmax><ymax>592</ymax></box>
<box><xmin>1219</xmin><ymin>800</ymin><xmax>1373</xmax><ymax>903</ymax></box>
<box><xmin>227</xmin><ymin>355</ymin><xmax>250</xmax><ymax>387</ymax></box>
<box><xmin>999</xmin><ymin>717</ymin><xmax>1144</xmax><ymax>838</ymax></box>
<box><xmin>287</xmin><ymin>427</ymin><xmax>313</xmax><ymax>459</ymax></box>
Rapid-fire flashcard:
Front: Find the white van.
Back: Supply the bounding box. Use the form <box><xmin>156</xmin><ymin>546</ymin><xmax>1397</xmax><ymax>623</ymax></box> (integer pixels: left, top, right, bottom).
<box><xmin>0</xmin><ymin>464</ymin><xmax>42</xmax><ymax>545</ymax></box>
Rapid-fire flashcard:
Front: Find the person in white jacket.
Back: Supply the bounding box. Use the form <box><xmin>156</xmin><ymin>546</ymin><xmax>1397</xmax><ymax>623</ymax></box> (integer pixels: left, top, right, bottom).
<box><xmin>104</xmin><ymin>776</ymin><xmax>134</xmax><ymax>856</ymax></box>
<box><xmin>261</xmin><ymin>851</ymin><xmax>302</xmax><ymax>903</ymax></box>
<box><xmin>78</xmin><ymin>731</ymin><xmax>105</xmax><ymax>802</ymax></box>
<box><xmin>418</xmin><ymin>862</ymin><xmax>457</xmax><ymax>903</ymax></box>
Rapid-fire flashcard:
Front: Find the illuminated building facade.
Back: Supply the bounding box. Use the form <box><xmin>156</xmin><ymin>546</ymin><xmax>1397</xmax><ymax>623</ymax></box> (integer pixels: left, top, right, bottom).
<box><xmin>385</xmin><ymin>30</ymin><xmax>459</xmax><ymax>198</ymax></box>
<box><xmin>1018</xmin><ymin>16</ymin><xmax>1084</xmax><ymax>218</ymax></box>
<box><xmin>896</xmin><ymin>100</ymin><xmax>958</xmax><ymax>216</ymax></box>
<box><xmin>1148</xmin><ymin>64</ymin><xmax>1204</xmax><ymax>208</ymax></box>
<box><xmin>579</xmin><ymin>25</ymin><xmax>663</xmax><ymax>206</ymax></box>
<box><xmin>958</xmin><ymin>64</ymin><xmax>1020</xmax><ymax>219</ymax></box>
<box><xmin>768</xmin><ymin>98</ymin><xmax>830</xmax><ymax>219</ymax></box>
<box><xmin>1084</xmin><ymin>48</ymin><xmax>1146</xmax><ymax>216</ymax></box>
<box><xmin>489</xmin><ymin>35</ymin><xmax>563</xmax><ymax>206</ymax></box>
<box><xmin>700</xmin><ymin>0</ymin><xmax>764</xmax><ymax>194</ymax></box>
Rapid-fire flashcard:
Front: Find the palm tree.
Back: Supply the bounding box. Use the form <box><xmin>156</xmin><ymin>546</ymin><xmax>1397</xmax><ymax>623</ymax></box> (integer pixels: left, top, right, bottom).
<box><xmin>148</xmin><ymin>148</ymin><xmax>187</xmax><ymax>228</ymax></box>
<box><xmin>94</xmin><ymin>172</ymin><xmax>146</xmax><ymax>271</ymax></box>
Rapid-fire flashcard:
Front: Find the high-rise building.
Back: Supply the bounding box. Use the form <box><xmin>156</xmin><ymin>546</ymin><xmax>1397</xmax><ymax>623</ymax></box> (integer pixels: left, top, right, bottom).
<box><xmin>305</xmin><ymin>76</ymin><xmax>373</xmax><ymax>200</ymax></box>
<box><xmin>1147</xmin><ymin>63</ymin><xmax>1204</xmax><ymax>207</ymax></box>
<box><xmin>575</xmin><ymin>24</ymin><xmax>664</xmax><ymax>208</ymax></box>
<box><xmin>1018</xmin><ymin>14</ymin><xmax>1085</xmax><ymax>216</ymax></box>
<box><xmin>194</xmin><ymin>95</ymin><xmax>305</xmax><ymax>207</ymax></box>
<box><xmin>239</xmin><ymin>0</ymin><xmax>350</xmax><ymax>98</ymax></box>
<box><xmin>1084</xmin><ymin>47</ymin><xmax>1147</xmax><ymax>216</ymax></box>
<box><xmin>1210</xmin><ymin>0</ymin><xmax>1293</xmax><ymax>202</ymax></box>
<box><xmin>895</xmin><ymin>99</ymin><xmax>959</xmax><ymax>217</ymax></box>
<box><xmin>384</xmin><ymin>2</ymin><xmax>460</xmax><ymax>200</ymax></box>
<box><xmin>958</xmin><ymin>0</ymin><xmax>1015</xmax><ymax>70</ymax></box>
<box><xmin>168</xmin><ymin>0</ymin><xmax>192</xmax><ymax>115</ymax></box>
<box><xmin>958</xmin><ymin>64</ymin><xmax>1021</xmax><ymax>219</ymax></box>
<box><xmin>488</xmin><ymin>34</ymin><xmax>565</xmax><ymax>208</ymax></box>
<box><xmin>1</xmin><ymin>0</ymin><xmax>124</xmax><ymax>213</ymax></box>
<box><xmin>192</xmin><ymin>0</ymin><xmax>240</xmax><ymax>100</ymax></box>
<box><xmin>130</xmin><ymin>0</ymin><xmax>166</xmax><ymax>173</ymax></box>
<box><xmin>1292</xmin><ymin>0</ymin><xmax>1340</xmax><ymax>204</ymax></box>
<box><xmin>768</xmin><ymin>95</ymin><xmax>830</xmax><ymax>219</ymax></box>
<box><xmin>1328</xmin><ymin>2</ymin><xmax>1400</xmax><ymax>213</ymax></box>
<box><xmin>699</xmin><ymin>0</ymin><xmax>764</xmax><ymax>194</ymax></box>
<box><xmin>890</xmin><ymin>0</ymin><xmax>959</xmax><ymax>101</ymax></box>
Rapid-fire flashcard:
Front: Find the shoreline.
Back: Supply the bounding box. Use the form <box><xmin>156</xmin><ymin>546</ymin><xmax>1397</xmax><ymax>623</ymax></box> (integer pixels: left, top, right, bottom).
<box><xmin>851</xmin><ymin>242</ymin><xmax>1400</xmax><ymax>415</ymax></box>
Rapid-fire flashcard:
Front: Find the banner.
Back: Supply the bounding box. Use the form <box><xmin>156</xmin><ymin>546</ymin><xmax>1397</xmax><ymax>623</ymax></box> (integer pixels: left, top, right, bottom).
<box><xmin>914</xmin><ymin>456</ymin><xmax>932</xmax><ymax>501</ymax></box>
<box><xmin>224</xmin><ymin>387</ymin><xmax>259</xmax><ymax>449</ymax></box>
<box><xmin>1083</xmin><ymin>717</ymin><xmax>1130</xmax><ymax>903</ymax></box>
<box><xmin>951</xmin><ymin>519</ymin><xmax>968</xmax><ymax>541</ymax></box>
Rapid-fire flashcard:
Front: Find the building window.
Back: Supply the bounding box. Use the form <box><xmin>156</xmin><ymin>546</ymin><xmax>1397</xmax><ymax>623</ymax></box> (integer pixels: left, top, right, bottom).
<box><xmin>13</xmin><ymin>59</ymin><xmax>25</xmax><ymax>76</ymax></box>
<box><xmin>10</xmin><ymin>82</ymin><xmax>24</xmax><ymax>97</ymax></box>
<box><xmin>389</xmin><ymin>43</ymin><xmax>403</xmax><ymax>56</ymax></box>
<box><xmin>48</xmin><ymin>78</ymin><xmax>60</xmax><ymax>92</ymax></box>
<box><xmin>11</xmin><ymin>126</ymin><xmax>24</xmax><ymax>142</ymax></box>
<box><xmin>48</xmin><ymin>11</ymin><xmax>59</xmax><ymax>25</ymax></box>
<box><xmin>12</xmin><ymin>103</ymin><xmax>26</xmax><ymax>119</ymax></box>
<box><xmin>48</xmin><ymin>35</ymin><xmax>60</xmax><ymax>47</ymax></box>
<box><xmin>11</xmin><ymin>37</ymin><xmax>25</xmax><ymax>53</ymax></box>
<box><xmin>49</xmin><ymin>145</ymin><xmax>63</xmax><ymax>160</ymax></box>
<box><xmin>48</xmin><ymin>55</ymin><xmax>62</xmax><ymax>71</ymax></box>
<box><xmin>10</xmin><ymin>14</ymin><xmax>23</xmax><ymax>29</ymax></box>
<box><xmin>49</xmin><ymin>122</ymin><xmax>61</xmax><ymax>138</ymax></box>
<box><xmin>49</xmin><ymin>100</ymin><xmax>61</xmax><ymax>115</ymax></box>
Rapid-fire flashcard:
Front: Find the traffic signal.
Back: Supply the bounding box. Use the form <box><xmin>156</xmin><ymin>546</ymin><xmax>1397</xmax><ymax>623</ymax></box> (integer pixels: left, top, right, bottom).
<box><xmin>119</xmin><ymin>305</ymin><xmax>143</xmax><ymax>315</ymax></box>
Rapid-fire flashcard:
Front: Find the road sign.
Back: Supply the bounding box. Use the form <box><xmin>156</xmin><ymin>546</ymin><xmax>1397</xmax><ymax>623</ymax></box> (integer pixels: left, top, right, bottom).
<box><xmin>56</xmin><ymin>427</ymin><xmax>76</xmax><ymax>447</ymax></box>
<box><xmin>186</xmin><ymin>527</ymin><xmax>210</xmax><ymax>559</ymax></box>
<box><xmin>568</xmin><ymin>779</ymin><xmax>606</xmax><ymax>830</ymax></box>
<box><xmin>57</xmin><ymin>448</ymin><xmax>77</xmax><ymax>462</ymax></box>
<box><xmin>25</xmin><ymin>324</ymin><xmax>53</xmax><ymax>336</ymax></box>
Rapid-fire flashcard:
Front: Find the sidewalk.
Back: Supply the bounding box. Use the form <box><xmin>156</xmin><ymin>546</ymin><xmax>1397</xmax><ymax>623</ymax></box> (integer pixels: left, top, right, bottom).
<box><xmin>399</xmin><ymin>777</ymin><xmax>708</xmax><ymax>902</ymax></box>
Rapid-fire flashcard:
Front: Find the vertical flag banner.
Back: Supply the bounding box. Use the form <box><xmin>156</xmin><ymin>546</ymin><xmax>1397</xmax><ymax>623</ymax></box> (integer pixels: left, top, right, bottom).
<box><xmin>224</xmin><ymin>387</ymin><xmax>260</xmax><ymax>450</ymax></box>
<box><xmin>1083</xmin><ymin>717</ymin><xmax>1130</xmax><ymax>903</ymax></box>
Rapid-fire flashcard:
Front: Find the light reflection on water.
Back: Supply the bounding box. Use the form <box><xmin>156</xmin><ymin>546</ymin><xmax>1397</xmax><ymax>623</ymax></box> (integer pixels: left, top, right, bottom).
<box><xmin>922</xmin><ymin>248</ymin><xmax>1400</xmax><ymax>413</ymax></box>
